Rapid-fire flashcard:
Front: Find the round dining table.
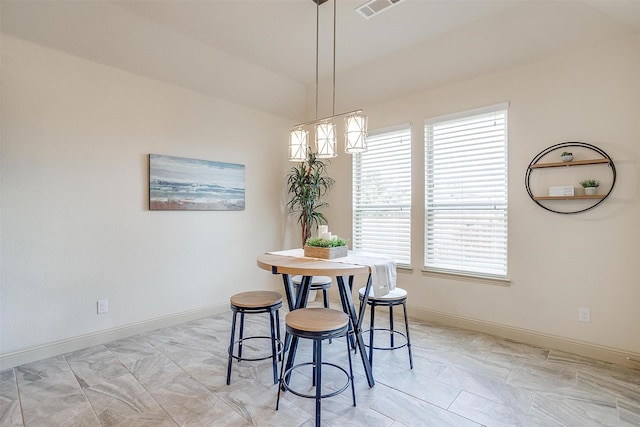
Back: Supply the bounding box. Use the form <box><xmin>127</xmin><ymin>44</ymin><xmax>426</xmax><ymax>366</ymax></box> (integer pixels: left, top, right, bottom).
<box><xmin>257</xmin><ymin>252</ymin><xmax>376</xmax><ymax>387</ymax></box>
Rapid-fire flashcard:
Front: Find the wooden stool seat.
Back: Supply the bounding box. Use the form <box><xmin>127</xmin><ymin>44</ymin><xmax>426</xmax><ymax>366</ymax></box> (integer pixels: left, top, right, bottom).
<box><xmin>230</xmin><ymin>291</ymin><xmax>282</xmax><ymax>309</ymax></box>
<box><xmin>291</xmin><ymin>276</ymin><xmax>332</xmax><ymax>310</ymax></box>
<box><xmin>291</xmin><ymin>275</ymin><xmax>332</xmax><ymax>290</ymax></box>
<box><xmin>358</xmin><ymin>287</ymin><xmax>407</xmax><ymax>302</ymax></box>
<box><xmin>285</xmin><ymin>308</ymin><xmax>348</xmax><ymax>334</ymax></box>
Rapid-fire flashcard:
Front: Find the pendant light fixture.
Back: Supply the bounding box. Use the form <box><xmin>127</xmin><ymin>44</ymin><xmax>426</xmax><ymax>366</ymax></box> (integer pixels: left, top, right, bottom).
<box><xmin>345</xmin><ymin>111</ymin><xmax>368</xmax><ymax>153</ymax></box>
<box><xmin>316</xmin><ymin>122</ymin><xmax>337</xmax><ymax>158</ymax></box>
<box><xmin>289</xmin><ymin>127</ymin><xmax>309</xmax><ymax>162</ymax></box>
<box><xmin>288</xmin><ymin>0</ymin><xmax>367</xmax><ymax>161</ymax></box>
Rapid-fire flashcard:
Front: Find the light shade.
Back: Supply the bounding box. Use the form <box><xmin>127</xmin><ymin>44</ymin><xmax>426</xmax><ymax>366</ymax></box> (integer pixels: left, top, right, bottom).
<box><xmin>345</xmin><ymin>112</ymin><xmax>368</xmax><ymax>153</ymax></box>
<box><xmin>289</xmin><ymin>128</ymin><xmax>309</xmax><ymax>161</ymax></box>
<box><xmin>316</xmin><ymin>122</ymin><xmax>337</xmax><ymax>158</ymax></box>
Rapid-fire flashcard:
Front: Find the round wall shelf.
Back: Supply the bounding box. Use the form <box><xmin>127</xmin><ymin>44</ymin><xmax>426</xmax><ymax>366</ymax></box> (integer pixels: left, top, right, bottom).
<box><xmin>525</xmin><ymin>142</ymin><xmax>616</xmax><ymax>214</ymax></box>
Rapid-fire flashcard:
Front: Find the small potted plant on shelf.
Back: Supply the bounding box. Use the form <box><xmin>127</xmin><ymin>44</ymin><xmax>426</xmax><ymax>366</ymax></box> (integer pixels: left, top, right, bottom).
<box><xmin>580</xmin><ymin>179</ymin><xmax>599</xmax><ymax>196</ymax></box>
<box><xmin>304</xmin><ymin>236</ymin><xmax>348</xmax><ymax>259</ymax></box>
<box><xmin>561</xmin><ymin>151</ymin><xmax>573</xmax><ymax>162</ymax></box>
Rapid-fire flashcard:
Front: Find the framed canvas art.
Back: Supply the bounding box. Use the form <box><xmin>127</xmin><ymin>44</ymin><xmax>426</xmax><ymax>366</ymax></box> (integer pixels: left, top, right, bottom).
<box><xmin>149</xmin><ymin>154</ymin><xmax>245</xmax><ymax>211</ymax></box>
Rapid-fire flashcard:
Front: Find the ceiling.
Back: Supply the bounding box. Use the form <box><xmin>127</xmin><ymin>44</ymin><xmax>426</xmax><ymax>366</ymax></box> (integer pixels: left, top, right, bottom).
<box><xmin>2</xmin><ymin>0</ymin><xmax>640</xmax><ymax>120</ymax></box>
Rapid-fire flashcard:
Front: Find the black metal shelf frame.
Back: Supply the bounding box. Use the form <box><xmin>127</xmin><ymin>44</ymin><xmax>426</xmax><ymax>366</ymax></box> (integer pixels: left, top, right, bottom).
<box><xmin>525</xmin><ymin>142</ymin><xmax>617</xmax><ymax>214</ymax></box>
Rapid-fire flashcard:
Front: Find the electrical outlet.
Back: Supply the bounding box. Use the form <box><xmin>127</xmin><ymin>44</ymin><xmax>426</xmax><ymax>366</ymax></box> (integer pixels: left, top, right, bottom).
<box><xmin>578</xmin><ymin>307</ymin><xmax>590</xmax><ymax>323</ymax></box>
<box><xmin>97</xmin><ymin>299</ymin><xmax>108</xmax><ymax>314</ymax></box>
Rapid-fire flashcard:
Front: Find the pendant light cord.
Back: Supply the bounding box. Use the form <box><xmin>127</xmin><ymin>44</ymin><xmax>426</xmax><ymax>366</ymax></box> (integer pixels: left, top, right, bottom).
<box><xmin>316</xmin><ymin>0</ymin><xmax>336</xmax><ymax>119</ymax></box>
<box><xmin>332</xmin><ymin>0</ymin><xmax>336</xmax><ymax>117</ymax></box>
<box><xmin>315</xmin><ymin>0</ymin><xmax>319</xmax><ymax>121</ymax></box>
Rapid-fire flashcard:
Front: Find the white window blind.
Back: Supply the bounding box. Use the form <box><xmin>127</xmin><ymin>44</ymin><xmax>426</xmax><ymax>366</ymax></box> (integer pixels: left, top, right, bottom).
<box><xmin>424</xmin><ymin>105</ymin><xmax>508</xmax><ymax>277</ymax></box>
<box><xmin>353</xmin><ymin>125</ymin><xmax>411</xmax><ymax>265</ymax></box>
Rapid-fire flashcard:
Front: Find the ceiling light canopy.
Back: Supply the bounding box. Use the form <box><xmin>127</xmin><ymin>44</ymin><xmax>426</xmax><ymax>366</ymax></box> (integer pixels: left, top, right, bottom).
<box><xmin>288</xmin><ymin>0</ymin><xmax>368</xmax><ymax>161</ymax></box>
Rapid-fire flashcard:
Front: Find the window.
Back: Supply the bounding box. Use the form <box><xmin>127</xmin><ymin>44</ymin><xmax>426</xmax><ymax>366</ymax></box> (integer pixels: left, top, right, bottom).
<box><xmin>352</xmin><ymin>125</ymin><xmax>411</xmax><ymax>265</ymax></box>
<box><xmin>424</xmin><ymin>104</ymin><xmax>508</xmax><ymax>278</ymax></box>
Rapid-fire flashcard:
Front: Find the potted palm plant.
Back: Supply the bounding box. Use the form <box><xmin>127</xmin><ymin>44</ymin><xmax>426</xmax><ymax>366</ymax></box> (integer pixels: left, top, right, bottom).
<box><xmin>286</xmin><ymin>152</ymin><xmax>334</xmax><ymax>246</ymax></box>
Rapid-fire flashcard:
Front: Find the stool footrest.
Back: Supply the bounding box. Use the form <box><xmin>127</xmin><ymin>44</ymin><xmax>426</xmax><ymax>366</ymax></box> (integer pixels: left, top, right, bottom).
<box><xmin>362</xmin><ymin>328</ymin><xmax>409</xmax><ymax>351</ymax></box>
<box><xmin>281</xmin><ymin>362</ymin><xmax>351</xmax><ymax>400</ymax></box>
<box><xmin>228</xmin><ymin>336</ymin><xmax>284</xmax><ymax>362</ymax></box>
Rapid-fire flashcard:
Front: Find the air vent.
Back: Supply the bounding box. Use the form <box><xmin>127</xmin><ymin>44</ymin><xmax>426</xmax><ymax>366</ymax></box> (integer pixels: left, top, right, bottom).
<box><xmin>356</xmin><ymin>0</ymin><xmax>404</xmax><ymax>19</ymax></box>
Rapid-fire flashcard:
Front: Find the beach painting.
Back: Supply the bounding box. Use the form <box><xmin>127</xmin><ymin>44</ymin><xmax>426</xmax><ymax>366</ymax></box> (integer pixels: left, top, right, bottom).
<box><xmin>149</xmin><ymin>154</ymin><xmax>245</xmax><ymax>211</ymax></box>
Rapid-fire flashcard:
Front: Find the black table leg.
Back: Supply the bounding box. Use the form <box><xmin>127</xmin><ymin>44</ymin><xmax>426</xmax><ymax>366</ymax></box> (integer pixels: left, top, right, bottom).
<box><xmin>294</xmin><ymin>275</ymin><xmax>312</xmax><ymax>309</ymax></box>
<box><xmin>282</xmin><ymin>275</ymin><xmax>312</xmax><ymax>386</ymax></box>
<box><xmin>336</xmin><ymin>275</ymin><xmax>375</xmax><ymax>387</ymax></box>
<box><xmin>339</xmin><ymin>285</ymin><xmax>356</xmax><ymax>351</ymax></box>
<box><xmin>357</xmin><ymin>275</ymin><xmax>371</xmax><ymax>331</ymax></box>
<box><xmin>281</xmin><ymin>274</ymin><xmax>295</xmax><ymax>312</ymax></box>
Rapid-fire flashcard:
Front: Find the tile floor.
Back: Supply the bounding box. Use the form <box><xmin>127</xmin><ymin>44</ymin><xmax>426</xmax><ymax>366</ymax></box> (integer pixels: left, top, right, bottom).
<box><xmin>1</xmin><ymin>300</ymin><xmax>639</xmax><ymax>426</ymax></box>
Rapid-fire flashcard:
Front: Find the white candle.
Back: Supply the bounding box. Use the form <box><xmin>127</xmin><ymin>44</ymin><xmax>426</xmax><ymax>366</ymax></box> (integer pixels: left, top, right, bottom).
<box><xmin>318</xmin><ymin>225</ymin><xmax>328</xmax><ymax>237</ymax></box>
<box><xmin>331</xmin><ymin>235</ymin><xmax>338</xmax><ymax>240</ymax></box>
<box><xmin>321</xmin><ymin>232</ymin><xmax>331</xmax><ymax>240</ymax></box>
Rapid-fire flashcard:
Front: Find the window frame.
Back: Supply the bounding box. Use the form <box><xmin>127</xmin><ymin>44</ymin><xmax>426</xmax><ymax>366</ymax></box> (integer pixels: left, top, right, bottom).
<box><xmin>352</xmin><ymin>123</ymin><xmax>412</xmax><ymax>266</ymax></box>
<box><xmin>424</xmin><ymin>103</ymin><xmax>509</xmax><ymax>280</ymax></box>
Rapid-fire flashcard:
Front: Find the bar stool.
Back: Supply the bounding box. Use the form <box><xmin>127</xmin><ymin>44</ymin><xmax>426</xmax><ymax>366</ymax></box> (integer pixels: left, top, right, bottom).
<box><xmin>276</xmin><ymin>308</ymin><xmax>356</xmax><ymax>427</ymax></box>
<box><xmin>226</xmin><ymin>291</ymin><xmax>283</xmax><ymax>385</ymax></box>
<box><xmin>291</xmin><ymin>275</ymin><xmax>332</xmax><ymax>308</ymax></box>
<box><xmin>358</xmin><ymin>287</ymin><xmax>413</xmax><ymax>369</ymax></box>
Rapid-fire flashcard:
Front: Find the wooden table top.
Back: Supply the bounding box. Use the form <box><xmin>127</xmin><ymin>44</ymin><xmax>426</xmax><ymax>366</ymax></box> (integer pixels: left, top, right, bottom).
<box><xmin>257</xmin><ymin>252</ymin><xmax>370</xmax><ymax>277</ymax></box>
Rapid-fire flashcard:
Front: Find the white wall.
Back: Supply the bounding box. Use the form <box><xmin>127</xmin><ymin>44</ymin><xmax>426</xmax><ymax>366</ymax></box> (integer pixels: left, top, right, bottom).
<box><xmin>2</xmin><ymin>31</ymin><xmax>639</xmax><ymax>369</ymax></box>
<box><xmin>0</xmin><ymin>36</ymin><xmax>291</xmax><ymax>365</ymax></box>
<box><xmin>325</xmin><ymin>35</ymin><xmax>640</xmax><ymax>361</ymax></box>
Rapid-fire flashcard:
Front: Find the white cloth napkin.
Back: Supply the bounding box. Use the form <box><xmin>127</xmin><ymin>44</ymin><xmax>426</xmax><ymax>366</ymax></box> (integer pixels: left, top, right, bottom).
<box><xmin>341</xmin><ymin>251</ymin><xmax>396</xmax><ymax>297</ymax></box>
<box><xmin>266</xmin><ymin>249</ymin><xmax>396</xmax><ymax>297</ymax></box>
<box><xmin>268</xmin><ymin>248</ymin><xmax>305</xmax><ymax>257</ymax></box>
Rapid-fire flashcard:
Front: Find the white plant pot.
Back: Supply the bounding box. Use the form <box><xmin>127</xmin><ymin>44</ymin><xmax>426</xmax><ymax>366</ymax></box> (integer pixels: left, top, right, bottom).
<box><xmin>561</xmin><ymin>155</ymin><xmax>573</xmax><ymax>162</ymax></box>
<box><xmin>584</xmin><ymin>187</ymin><xmax>597</xmax><ymax>196</ymax></box>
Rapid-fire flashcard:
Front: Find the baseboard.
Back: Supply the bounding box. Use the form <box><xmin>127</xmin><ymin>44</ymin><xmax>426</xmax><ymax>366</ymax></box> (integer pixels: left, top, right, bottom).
<box><xmin>0</xmin><ymin>304</ymin><xmax>229</xmax><ymax>370</ymax></box>
<box><xmin>4</xmin><ymin>302</ymin><xmax>638</xmax><ymax>371</ymax></box>
<box><xmin>407</xmin><ymin>306</ymin><xmax>640</xmax><ymax>370</ymax></box>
